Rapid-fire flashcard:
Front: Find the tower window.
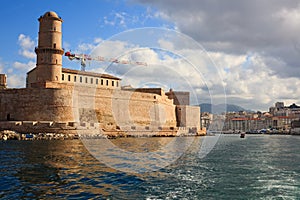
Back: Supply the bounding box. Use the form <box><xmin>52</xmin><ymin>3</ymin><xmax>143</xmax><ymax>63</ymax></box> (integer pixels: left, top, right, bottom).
<box><xmin>68</xmin><ymin>75</ymin><xmax>71</xmax><ymax>81</ymax></box>
<box><xmin>62</xmin><ymin>74</ymin><xmax>64</xmax><ymax>81</ymax></box>
<box><xmin>101</xmin><ymin>79</ymin><xmax>103</xmax><ymax>85</ymax></box>
<box><xmin>53</xmin><ymin>43</ymin><xmax>56</xmax><ymax>48</ymax></box>
<box><xmin>106</xmin><ymin>80</ymin><xmax>109</xmax><ymax>86</ymax></box>
<box><xmin>112</xmin><ymin>81</ymin><xmax>114</xmax><ymax>87</ymax></box>
<box><xmin>74</xmin><ymin>76</ymin><xmax>77</xmax><ymax>82</ymax></box>
<box><xmin>96</xmin><ymin>79</ymin><xmax>98</xmax><ymax>84</ymax></box>
<box><xmin>91</xmin><ymin>78</ymin><xmax>93</xmax><ymax>84</ymax></box>
<box><xmin>85</xmin><ymin>77</ymin><xmax>88</xmax><ymax>83</ymax></box>
<box><xmin>80</xmin><ymin>76</ymin><xmax>82</xmax><ymax>83</ymax></box>
<box><xmin>116</xmin><ymin>81</ymin><xmax>119</xmax><ymax>87</ymax></box>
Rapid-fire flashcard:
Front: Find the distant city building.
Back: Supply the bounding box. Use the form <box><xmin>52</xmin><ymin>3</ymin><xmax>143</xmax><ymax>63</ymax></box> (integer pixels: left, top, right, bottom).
<box><xmin>275</xmin><ymin>102</ymin><xmax>284</xmax><ymax>110</ymax></box>
<box><xmin>201</xmin><ymin>112</ymin><xmax>212</xmax><ymax>129</ymax></box>
<box><xmin>222</xmin><ymin>101</ymin><xmax>300</xmax><ymax>133</ymax></box>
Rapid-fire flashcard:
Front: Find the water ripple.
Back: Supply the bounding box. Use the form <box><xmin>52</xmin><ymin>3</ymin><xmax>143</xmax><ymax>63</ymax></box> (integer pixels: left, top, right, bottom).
<box><xmin>0</xmin><ymin>135</ymin><xmax>299</xmax><ymax>199</ymax></box>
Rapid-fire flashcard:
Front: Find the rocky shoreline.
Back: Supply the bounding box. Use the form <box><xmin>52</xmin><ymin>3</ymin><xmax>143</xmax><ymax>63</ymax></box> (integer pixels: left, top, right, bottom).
<box><xmin>0</xmin><ymin>129</ymin><xmax>206</xmax><ymax>141</ymax></box>
<box><xmin>0</xmin><ymin>130</ymin><xmax>80</xmax><ymax>141</ymax></box>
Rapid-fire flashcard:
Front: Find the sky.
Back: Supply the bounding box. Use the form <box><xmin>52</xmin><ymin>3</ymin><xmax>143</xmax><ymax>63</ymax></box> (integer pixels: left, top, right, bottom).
<box><xmin>1</xmin><ymin>0</ymin><xmax>300</xmax><ymax>111</ymax></box>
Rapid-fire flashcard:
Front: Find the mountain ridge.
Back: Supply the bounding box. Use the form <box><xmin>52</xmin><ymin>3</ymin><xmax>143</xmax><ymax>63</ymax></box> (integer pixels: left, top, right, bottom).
<box><xmin>199</xmin><ymin>103</ymin><xmax>252</xmax><ymax>114</ymax></box>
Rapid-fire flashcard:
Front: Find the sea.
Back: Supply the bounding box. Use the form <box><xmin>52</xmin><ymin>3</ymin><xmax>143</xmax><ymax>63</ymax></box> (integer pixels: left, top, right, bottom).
<box><xmin>0</xmin><ymin>134</ymin><xmax>299</xmax><ymax>199</ymax></box>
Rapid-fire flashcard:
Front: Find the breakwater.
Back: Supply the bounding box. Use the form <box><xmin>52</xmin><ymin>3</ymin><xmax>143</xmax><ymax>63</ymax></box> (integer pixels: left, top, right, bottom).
<box><xmin>0</xmin><ymin>128</ymin><xmax>206</xmax><ymax>141</ymax></box>
<box><xmin>0</xmin><ymin>130</ymin><xmax>79</xmax><ymax>140</ymax></box>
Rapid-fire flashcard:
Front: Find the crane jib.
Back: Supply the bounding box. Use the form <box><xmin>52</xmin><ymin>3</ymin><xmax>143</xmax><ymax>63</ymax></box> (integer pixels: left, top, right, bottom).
<box><xmin>64</xmin><ymin>51</ymin><xmax>148</xmax><ymax>70</ymax></box>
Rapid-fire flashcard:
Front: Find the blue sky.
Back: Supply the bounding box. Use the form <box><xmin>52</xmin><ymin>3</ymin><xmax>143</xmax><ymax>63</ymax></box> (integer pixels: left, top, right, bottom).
<box><xmin>0</xmin><ymin>0</ymin><xmax>170</xmax><ymax>66</ymax></box>
<box><xmin>1</xmin><ymin>0</ymin><xmax>300</xmax><ymax>111</ymax></box>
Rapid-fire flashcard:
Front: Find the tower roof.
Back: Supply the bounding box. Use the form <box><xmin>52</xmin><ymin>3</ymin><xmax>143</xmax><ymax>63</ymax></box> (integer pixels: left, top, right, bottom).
<box><xmin>39</xmin><ymin>11</ymin><xmax>62</xmax><ymax>22</ymax></box>
<box><xmin>43</xmin><ymin>11</ymin><xmax>59</xmax><ymax>18</ymax></box>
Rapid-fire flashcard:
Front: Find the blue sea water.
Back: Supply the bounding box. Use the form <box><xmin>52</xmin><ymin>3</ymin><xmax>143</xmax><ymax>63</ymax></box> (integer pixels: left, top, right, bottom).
<box><xmin>0</xmin><ymin>135</ymin><xmax>299</xmax><ymax>199</ymax></box>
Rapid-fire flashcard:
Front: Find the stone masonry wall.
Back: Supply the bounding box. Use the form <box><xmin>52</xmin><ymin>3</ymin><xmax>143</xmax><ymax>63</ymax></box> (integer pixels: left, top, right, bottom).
<box><xmin>72</xmin><ymin>85</ymin><xmax>177</xmax><ymax>131</ymax></box>
<box><xmin>176</xmin><ymin>105</ymin><xmax>200</xmax><ymax>130</ymax></box>
<box><xmin>0</xmin><ymin>88</ymin><xmax>73</xmax><ymax>122</ymax></box>
<box><xmin>0</xmin><ymin>85</ymin><xmax>177</xmax><ymax>133</ymax></box>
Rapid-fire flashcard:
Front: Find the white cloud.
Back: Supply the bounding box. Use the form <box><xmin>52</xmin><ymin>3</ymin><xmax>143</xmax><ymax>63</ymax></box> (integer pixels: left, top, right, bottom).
<box><xmin>68</xmin><ymin>21</ymin><xmax>300</xmax><ymax>111</ymax></box>
<box><xmin>158</xmin><ymin>39</ymin><xmax>174</xmax><ymax>50</ymax></box>
<box><xmin>63</xmin><ymin>41</ymin><xmax>71</xmax><ymax>52</ymax></box>
<box><xmin>13</xmin><ymin>61</ymin><xmax>35</xmax><ymax>71</ymax></box>
<box><xmin>134</xmin><ymin>0</ymin><xmax>300</xmax><ymax>75</ymax></box>
<box><xmin>0</xmin><ymin>60</ymin><xmax>34</xmax><ymax>88</ymax></box>
<box><xmin>91</xmin><ymin>40</ymin><xmax>134</xmax><ymax>58</ymax></box>
<box><xmin>93</xmin><ymin>38</ymin><xmax>103</xmax><ymax>44</ymax></box>
<box><xmin>217</xmin><ymin>53</ymin><xmax>300</xmax><ymax>110</ymax></box>
<box><xmin>77</xmin><ymin>43</ymin><xmax>97</xmax><ymax>52</ymax></box>
<box><xmin>275</xmin><ymin>5</ymin><xmax>300</xmax><ymax>34</ymax></box>
<box><xmin>129</xmin><ymin>0</ymin><xmax>300</xmax><ymax>110</ymax></box>
<box><xmin>102</xmin><ymin>11</ymin><xmax>138</xmax><ymax>28</ymax></box>
<box><xmin>6</xmin><ymin>73</ymin><xmax>25</xmax><ymax>88</ymax></box>
<box><xmin>18</xmin><ymin>34</ymin><xmax>35</xmax><ymax>59</ymax></box>
<box><xmin>1</xmin><ymin>34</ymin><xmax>36</xmax><ymax>88</ymax></box>
<box><xmin>87</xmin><ymin>36</ymin><xmax>225</xmax><ymax>106</ymax></box>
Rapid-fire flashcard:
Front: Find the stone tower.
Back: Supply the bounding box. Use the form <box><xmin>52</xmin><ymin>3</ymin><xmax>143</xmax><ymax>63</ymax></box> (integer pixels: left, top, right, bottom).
<box><xmin>34</xmin><ymin>11</ymin><xmax>64</xmax><ymax>86</ymax></box>
<box><xmin>0</xmin><ymin>74</ymin><xmax>7</xmax><ymax>89</ymax></box>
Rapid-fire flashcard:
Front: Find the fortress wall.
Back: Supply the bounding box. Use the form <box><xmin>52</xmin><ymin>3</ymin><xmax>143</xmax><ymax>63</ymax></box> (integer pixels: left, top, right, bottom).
<box><xmin>72</xmin><ymin>86</ymin><xmax>177</xmax><ymax>130</ymax></box>
<box><xmin>176</xmin><ymin>105</ymin><xmax>200</xmax><ymax>130</ymax></box>
<box><xmin>111</xmin><ymin>89</ymin><xmax>176</xmax><ymax>128</ymax></box>
<box><xmin>0</xmin><ymin>85</ymin><xmax>177</xmax><ymax>132</ymax></box>
<box><xmin>0</xmin><ymin>88</ymin><xmax>74</xmax><ymax>122</ymax></box>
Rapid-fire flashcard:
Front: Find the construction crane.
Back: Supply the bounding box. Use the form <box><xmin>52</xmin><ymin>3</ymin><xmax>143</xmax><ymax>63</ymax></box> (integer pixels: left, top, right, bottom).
<box><xmin>64</xmin><ymin>51</ymin><xmax>147</xmax><ymax>71</ymax></box>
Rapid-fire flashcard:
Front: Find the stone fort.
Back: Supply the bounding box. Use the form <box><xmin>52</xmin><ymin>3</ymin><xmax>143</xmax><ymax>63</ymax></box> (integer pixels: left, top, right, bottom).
<box><xmin>0</xmin><ymin>11</ymin><xmax>202</xmax><ymax>137</ymax></box>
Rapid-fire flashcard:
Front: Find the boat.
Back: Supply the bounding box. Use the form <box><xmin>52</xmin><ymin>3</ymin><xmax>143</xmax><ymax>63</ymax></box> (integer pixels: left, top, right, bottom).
<box><xmin>240</xmin><ymin>132</ymin><xmax>245</xmax><ymax>138</ymax></box>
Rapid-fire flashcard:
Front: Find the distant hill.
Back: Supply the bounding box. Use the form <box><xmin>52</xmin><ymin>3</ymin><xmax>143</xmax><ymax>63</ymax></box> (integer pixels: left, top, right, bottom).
<box><xmin>199</xmin><ymin>103</ymin><xmax>251</xmax><ymax>114</ymax></box>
